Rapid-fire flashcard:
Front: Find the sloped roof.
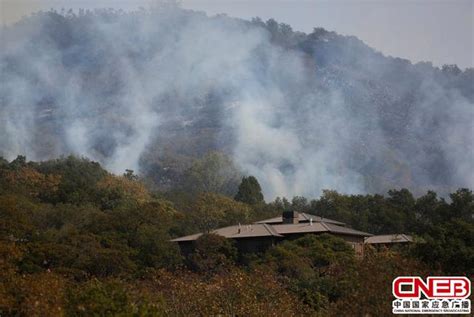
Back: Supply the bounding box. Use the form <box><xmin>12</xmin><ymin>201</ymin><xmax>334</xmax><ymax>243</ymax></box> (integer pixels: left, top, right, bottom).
<box><xmin>321</xmin><ymin>222</ymin><xmax>373</xmax><ymax>237</ymax></box>
<box><xmin>256</xmin><ymin>212</ymin><xmax>346</xmax><ymax>226</ymax></box>
<box><xmin>271</xmin><ymin>222</ymin><xmax>328</xmax><ymax>234</ymax></box>
<box><xmin>170</xmin><ymin>223</ymin><xmax>283</xmax><ymax>242</ymax></box>
<box><xmin>271</xmin><ymin>222</ymin><xmax>372</xmax><ymax>237</ymax></box>
<box><xmin>364</xmin><ymin>234</ymin><xmax>413</xmax><ymax>244</ymax></box>
<box><xmin>171</xmin><ymin>221</ymin><xmax>371</xmax><ymax>242</ymax></box>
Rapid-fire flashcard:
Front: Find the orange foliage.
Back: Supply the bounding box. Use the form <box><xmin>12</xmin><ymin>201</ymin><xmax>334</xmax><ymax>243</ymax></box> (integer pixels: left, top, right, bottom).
<box><xmin>97</xmin><ymin>174</ymin><xmax>151</xmax><ymax>204</ymax></box>
<box><xmin>15</xmin><ymin>273</ymin><xmax>67</xmax><ymax>317</ymax></box>
<box><xmin>139</xmin><ymin>268</ymin><xmax>311</xmax><ymax>316</ymax></box>
<box><xmin>0</xmin><ymin>245</ymin><xmax>67</xmax><ymax>317</ymax></box>
<box><xmin>0</xmin><ymin>241</ymin><xmax>24</xmax><ymax>313</ymax></box>
<box><xmin>2</xmin><ymin>166</ymin><xmax>61</xmax><ymax>197</ymax></box>
<box><xmin>330</xmin><ymin>250</ymin><xmax>433</xmax><ymax>316</ymax></box>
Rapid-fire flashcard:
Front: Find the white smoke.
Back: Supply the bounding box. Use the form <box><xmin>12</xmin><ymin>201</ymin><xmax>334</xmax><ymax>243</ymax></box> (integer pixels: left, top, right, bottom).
<box><xmin>0</xmin><ymin>6</ymin><xmax>472</xmax><ymax>199</ymax></box>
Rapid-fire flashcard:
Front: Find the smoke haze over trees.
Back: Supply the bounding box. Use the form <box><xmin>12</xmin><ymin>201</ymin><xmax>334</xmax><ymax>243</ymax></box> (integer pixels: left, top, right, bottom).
<box><xmin>1</xmin><ymin>4</ymin><xmax>473</xmax><ymax>199</ymax></box>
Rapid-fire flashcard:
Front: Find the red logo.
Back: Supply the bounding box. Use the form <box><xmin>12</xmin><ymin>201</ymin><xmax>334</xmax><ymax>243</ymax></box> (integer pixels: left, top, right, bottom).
<box><xmin>393</xmin><ymin>276</ymin><xmax>471</xmax><ymax>299</ymax></box>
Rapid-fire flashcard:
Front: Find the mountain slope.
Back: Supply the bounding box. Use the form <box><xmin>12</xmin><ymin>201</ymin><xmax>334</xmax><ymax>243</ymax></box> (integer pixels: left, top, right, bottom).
<box><xmin>1</xmin><ymin>6</ymin><xmax>472</xmax><ymax>198</ymax></box>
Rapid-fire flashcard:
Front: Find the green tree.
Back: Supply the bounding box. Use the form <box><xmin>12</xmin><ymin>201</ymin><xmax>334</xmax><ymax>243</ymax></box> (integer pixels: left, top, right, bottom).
<box><xmin>36</xmin><ymin>156</ymin><xmax>108</xmax><ymax>205</ymax></box>
<box><xmin>386</xmin><ymin>188</ymin><xmax>416</xmax><ymax>231</ymax></box>
<box><xmin>9</xmin><ymin>155</ymin><xmax>27</xmax><ymax>170</ymax></box>
<box><xmin>0</xmin><ymin>157</ymin><xmax>8</xmax><ymax>168</ymax></box>
<box><xmin>411</xmin><ymin>219</ymin><xmax>474</xmax><ymax>275</ymax></box>
<box><xmin>262</xmin><ymin>234</ymin><xmax>356</xmax><ymax>311</ymax></box>
<box><xmin>123</xmin><ymin>169</ymin><xmax>138</xmax><ymax>181</ymax></box>
<box><xmin>234</xmin><ymin>176</ymin><xmax>264</xmax><ymax>205</ymax></box>
<box><xmin>447</xmin><ymin>188</ymin><xmax>473</xmax><ymax>221</ymax></box>
<box><xmin>190</xmin><ymin>192</ymin><xmax>251</xmax><ymax>232</ymax></box>
<box><xmin>181</xmin><ymin>152</ymin><xmax>241</xmax><ymax>197</ymax></box>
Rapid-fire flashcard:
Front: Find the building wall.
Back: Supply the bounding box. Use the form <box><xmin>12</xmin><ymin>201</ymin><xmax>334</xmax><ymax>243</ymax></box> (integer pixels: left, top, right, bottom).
<box><xmin>177</xmin><ymin>241</ymin><xmax>195</xmax><ymax>257</ymax></box>
<box><xmin>366</xmin><ymin>242</ymin><xmax>410</xmax><ymax>251</ymax></box>
<box><xmin>333</xmin><ymin>234</ymin><xmax>365</xmax><ymax>257</ymax></box>
<box><xmin>177</xmin><ymin>236</ymin><xmax>278</xmax><ymax>256</ymax></box>
<box><xmin>235</xmin><ymin>237</ymin><xmax>278</xmax><ymax>253</ymax></box>
<box><xmin>177</xmin><ymin>233</ymin><xmax>367</xmax><ymax>257</ymax></box>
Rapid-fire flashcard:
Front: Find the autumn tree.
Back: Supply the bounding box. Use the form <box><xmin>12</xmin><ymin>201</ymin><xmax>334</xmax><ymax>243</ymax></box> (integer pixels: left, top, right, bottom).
<box><xmin>331</xmin><ymin>250</ymin><xmax>430</xmax><ymax>316</ymax></box>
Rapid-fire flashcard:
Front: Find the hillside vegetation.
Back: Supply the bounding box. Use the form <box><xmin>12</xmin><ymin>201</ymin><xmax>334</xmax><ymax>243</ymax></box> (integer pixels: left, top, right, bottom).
<box><xmin>1</xmin><ymin>156</ymin><xmax>472</xmax><ymax>315</ymax></box>
<box><xmin>1</xmin><ymin>5</ymin><xmax>472</xmax><ymax>315</ymax></box>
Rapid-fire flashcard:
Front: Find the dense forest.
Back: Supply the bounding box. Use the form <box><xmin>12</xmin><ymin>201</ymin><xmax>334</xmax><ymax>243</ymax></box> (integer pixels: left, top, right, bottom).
<box><xmin>0</xmin><ymin>156</ymin><xmax>472</xmax><ymax>315</ymax></box>
<box><xmin>1</xmin><ymin>3</ymin><xmax>473</xmax><ymax>316</ymax></box>
<box><xmin>1</xmin><ymin>5</ymin><xmax>473</xmax><ymax>199</ymax></box>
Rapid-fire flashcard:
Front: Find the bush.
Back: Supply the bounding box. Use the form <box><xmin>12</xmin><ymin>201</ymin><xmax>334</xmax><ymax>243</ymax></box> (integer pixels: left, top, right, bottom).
<box><xmin>188</xmin><ymin>233</ymin><xmax>237</xmax><ymax>274</ymax></box>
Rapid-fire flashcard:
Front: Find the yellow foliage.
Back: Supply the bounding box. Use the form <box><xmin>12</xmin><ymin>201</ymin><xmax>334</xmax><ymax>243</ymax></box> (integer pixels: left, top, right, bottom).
<box><xmin>2</xmin><ymin>167</ymin><xmax>61</xmax><ymax>197</ymax></box>
<box><xmin>97</xmin><ymin>174</ymin><xmax>151</xmax><ymax>204</ymax></box>
<box><xmin>16</xmin><ymin>273</ymin><xmax>67</xmax><ymax>317</ymax></box>
<box><xmin>0</xmin><ymin>241</ymin><xmax>24</xmax><ymax>312</ymax></box>
<box><xmin>141</xmin><ymin>268</ymin><xmax>309</xmax><ymax>316</ymax></box>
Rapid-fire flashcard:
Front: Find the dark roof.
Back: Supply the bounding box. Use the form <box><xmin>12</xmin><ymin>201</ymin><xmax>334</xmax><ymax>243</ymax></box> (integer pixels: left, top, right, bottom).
<box><xmin>271</xmin><ymin>222</ymin><xmax>371</xmax><ymax>237</ymax></box>
<box><xmin>171</xmin><ymin>221</ymin><xmax>371</xmax><ymax>242</ymax></box>
<box><xmin>364</xmin><ymin>234</ymin><xmax>413</xmax><ymax>244</ymax></box>
<box><xmin>271</xmin><ymin>222</ymin><xmax>328</xmax><ymax>235</ymax></box>
<box><xmin>170</xmin><ymin>224</ymin><xmax>283</xmax><ymax>242</ymax></box>
<box><xmin>320</xmin><ymin>222</ymin><xmax>372</xmax><ymax>237</ymax></box>
<box><xmin>256</xmin><ymin>212</ymin><xmax>346</xmax><ymax>226</ymax></box>
<box><xmin>270</xmin><ymin>222</ymin><xmax>371</xmax><ymax>237</ymax></box>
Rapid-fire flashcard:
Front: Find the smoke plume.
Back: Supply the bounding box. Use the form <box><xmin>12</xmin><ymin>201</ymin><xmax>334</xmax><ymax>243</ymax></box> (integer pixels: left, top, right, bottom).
<box><xmin>1</xmin><ymin>6</ymin><xmax>472</xmax><ymax>199</ymax></box>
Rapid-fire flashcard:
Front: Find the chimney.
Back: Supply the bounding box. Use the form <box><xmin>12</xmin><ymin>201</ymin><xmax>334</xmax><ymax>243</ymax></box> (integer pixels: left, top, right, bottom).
<box><xmin>282</xmin><ymin>211</ymin><xmax>299</xmax><ymax>224</ymax></box>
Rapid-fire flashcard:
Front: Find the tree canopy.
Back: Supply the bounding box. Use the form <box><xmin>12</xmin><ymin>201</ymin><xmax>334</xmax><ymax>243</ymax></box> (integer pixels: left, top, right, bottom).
<box><xmin>0</xmin><ymin>156</ymin><xmax>472</xmax><ymax>315</ymax></box>
<box><xmin>234</xmin><ymin>176</ymin><xmax>265</xmax><ymax>205</ymax></box>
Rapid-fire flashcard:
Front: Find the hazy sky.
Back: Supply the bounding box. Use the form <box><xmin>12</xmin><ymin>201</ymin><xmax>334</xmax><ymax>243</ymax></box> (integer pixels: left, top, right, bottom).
<box><xmin>1</xmin><ymin>0</ymin><xmax>473</xmax><ymax>69</ymax></box>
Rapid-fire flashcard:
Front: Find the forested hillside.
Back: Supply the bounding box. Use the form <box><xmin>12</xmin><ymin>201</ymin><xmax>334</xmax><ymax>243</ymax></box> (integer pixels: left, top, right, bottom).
<box><xmin>1</xmin><ymin>5</ymin><xmax>473</xmax><ymax>199</ymax></box>
<box><xmin>0</xmin><ymin>156</ymin><xmax>472</xmax><ymax>315</ymax></box>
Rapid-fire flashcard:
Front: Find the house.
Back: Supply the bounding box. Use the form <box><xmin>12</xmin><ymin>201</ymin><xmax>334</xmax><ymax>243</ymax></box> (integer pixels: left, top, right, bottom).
<box><xmin>256</xmin><ymin>211</ymin><xmax>346</xmax><ymax>226</ymax></box>
<box><xmin>364</xmin><ymin>234</ymin><xmax>413</xmax><ymax>249</ymax></box>
<box><xmin>171</xmin><ymin>211</ymin><xmax>372</xmax><ymax>256</ymax></box>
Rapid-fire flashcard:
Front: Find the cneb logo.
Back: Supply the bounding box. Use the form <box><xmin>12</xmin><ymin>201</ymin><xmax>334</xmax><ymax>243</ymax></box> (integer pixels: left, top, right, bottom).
<box><xmin>392</xmin><ymin>276</ymin><xmax>471</xmax><ymax>314</ymax></box>
<box><xmin>393</xmin><ymin>276</ymin><xmax>471</xmax><ymax>299</ymax></box>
